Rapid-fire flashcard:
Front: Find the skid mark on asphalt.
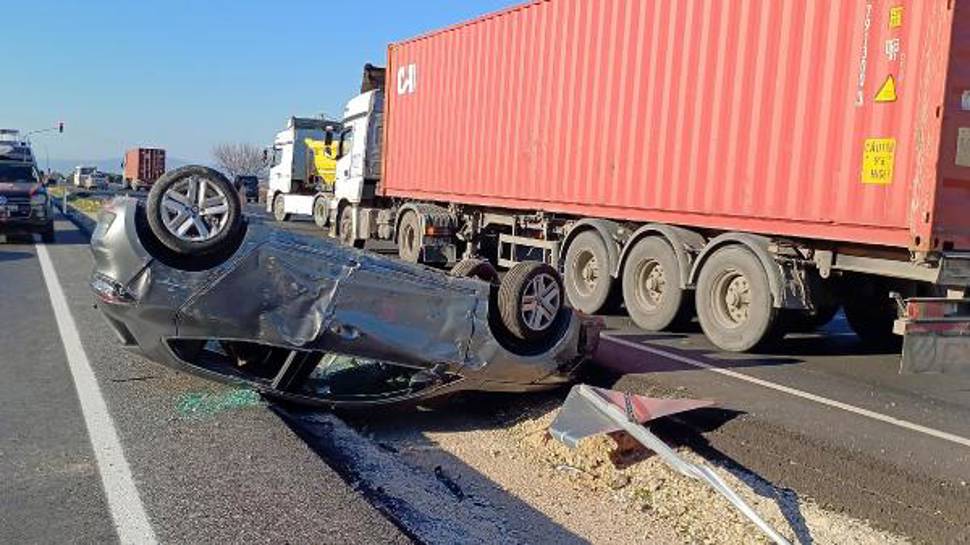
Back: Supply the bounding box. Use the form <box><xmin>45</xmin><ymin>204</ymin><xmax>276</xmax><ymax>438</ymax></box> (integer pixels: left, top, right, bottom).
<box><xmin>175</xmin><ymin>388</ymin><xmax>265</xmax><ymax>419</ymax></box>
<box><xmin>602</xmin><ymin>334</ymin><xmax>970</xmax><ymax>450</ymax></box>
<box><xmin>36</xmin><ymin>240</ymin><xmax>158</xmax><ymax>545</ymax></box>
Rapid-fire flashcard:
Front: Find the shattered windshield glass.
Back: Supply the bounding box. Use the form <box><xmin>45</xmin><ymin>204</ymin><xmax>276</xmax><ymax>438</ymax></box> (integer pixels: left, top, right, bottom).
<box><xmin>189</xmin><ymin>340</ymin><xmax>451</xmax><ymax>402</ymax></box>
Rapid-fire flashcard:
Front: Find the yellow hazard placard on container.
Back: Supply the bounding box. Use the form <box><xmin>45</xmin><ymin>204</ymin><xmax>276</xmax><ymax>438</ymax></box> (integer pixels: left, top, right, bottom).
<box><xmin>862</xmin><ymin>138</ymin><xmax>896</xmax><ymax>185</ymax></box>
<box><xmin>875</xmin><ymin>75</ymin><xmax>897</xmax><ymax>103</ymax></box>
<box><xmin>889</xmin><ymin>6</ymin><xmax>904</xmax><ymax>29</ymax></box>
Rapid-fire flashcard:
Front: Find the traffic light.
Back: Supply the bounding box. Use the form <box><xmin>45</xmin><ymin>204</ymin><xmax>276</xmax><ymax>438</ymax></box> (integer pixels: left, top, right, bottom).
<box><xmin>58</xmin><ymin>122</ymin><xmax>64</xmax><ymax>133</ymax></box>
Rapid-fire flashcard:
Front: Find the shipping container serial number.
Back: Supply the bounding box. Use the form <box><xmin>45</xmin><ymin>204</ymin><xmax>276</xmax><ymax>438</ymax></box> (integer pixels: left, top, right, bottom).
<box><xmin>862</xmin><ymin>138</ymin><xmax>896</xmax><ymax>185</ymax></box>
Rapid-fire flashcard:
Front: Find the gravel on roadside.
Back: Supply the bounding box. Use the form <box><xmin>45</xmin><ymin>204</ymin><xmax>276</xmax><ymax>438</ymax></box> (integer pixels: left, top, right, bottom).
<box><xmin>358</xmin><ymin>395</ymin><xmax>911</xmax><ymax>545</ymax></box>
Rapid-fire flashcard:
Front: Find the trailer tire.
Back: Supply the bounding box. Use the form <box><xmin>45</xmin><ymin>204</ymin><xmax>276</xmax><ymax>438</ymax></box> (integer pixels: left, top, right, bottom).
<box><xmin>564</xmin><ymin>230</ymin><xmax>615</xmax><ymax>314</ymax></box>
<box><xmin>696</xmin><ymin>245</ymin><xmax>781</xmax><ymax>352</ymax></box>
<box><xmin>273</xmin><ymin>193</ymin><xmax>290</xmax><ymax>223</ymax></box>
<box><xmin>451</xmin><ymin>258</ymin><xmax>499</xmax><ymax>284</ymax></box>
<box><xmin>398</xmin><ymin>210</ymin><xmax>422</xmax><ymax>263</ymax></box>
<box><xmin>622</xmin><ymin>237</ymin><xmax>691</xmax><ymax>331</ymax></box>
<box><xmin>338</xmin><ymin>205</ymin><xmax>364</xmax><ymax>249</ymax></box>
<box><xmin>498</xmin><ymin>262</ymin><xmax>565</xmax><ymax>342</ymax></box>
<box><xmin>313</xmin><ymin>197</ymin><xmax>329</xmax><ymax>229</ymax></box>
<box><xmin>843</xmin><ymin>277</ymin><xmax>901</xmax><ymax>348</ymax></box>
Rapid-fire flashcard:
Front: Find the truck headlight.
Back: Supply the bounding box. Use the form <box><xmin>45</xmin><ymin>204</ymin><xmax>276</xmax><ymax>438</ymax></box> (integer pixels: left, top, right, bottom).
<box><xmin>30</xmin><ymin>193</ymin><xmax>48</xmax><ymax>206</ymax></box>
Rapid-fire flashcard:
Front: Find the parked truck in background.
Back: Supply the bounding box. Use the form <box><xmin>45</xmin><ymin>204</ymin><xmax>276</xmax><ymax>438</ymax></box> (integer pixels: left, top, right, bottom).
<box><xmin>265</xmin><ymin>117</ymin><xmax>342</xmax><ymax>228</ymax></box>
<box><xmin>73</xmin><ymin>165</ymin><xmax>108</xmax><ymax>189</ymax></box>
<box><xmin>123</xmin><ymin>147</ymin><xmax>165</xmax><ymax>191</ymax></box>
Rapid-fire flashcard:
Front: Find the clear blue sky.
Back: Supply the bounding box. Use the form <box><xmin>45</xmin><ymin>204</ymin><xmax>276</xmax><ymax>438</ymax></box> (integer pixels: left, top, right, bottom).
<box><xmin>6</xmin><ymin>0</ymin><xmax>517</xmax><ymax>165</ymax></box>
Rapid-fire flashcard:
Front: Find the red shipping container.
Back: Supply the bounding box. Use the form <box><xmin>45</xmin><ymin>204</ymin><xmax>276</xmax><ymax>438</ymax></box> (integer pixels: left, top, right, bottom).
<box><xmin>383</xmin><ymin>0</ymin><xmax>970</xmax><ymax>253</ymax></box>
<box><xmin>124</xmin><ymin>148</ymin><xmax>166</xmax><ymax>186</ymax></box>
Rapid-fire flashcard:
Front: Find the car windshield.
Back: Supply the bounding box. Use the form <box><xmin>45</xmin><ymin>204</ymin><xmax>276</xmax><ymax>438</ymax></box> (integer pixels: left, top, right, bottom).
<box><xmin>0</xmin><ymin>164</ymin><xmax>36</xmax><ymax>183</ymax></box>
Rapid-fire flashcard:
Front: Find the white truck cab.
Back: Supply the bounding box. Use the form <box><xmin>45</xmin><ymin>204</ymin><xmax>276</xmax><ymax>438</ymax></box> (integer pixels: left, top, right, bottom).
<box><xmin>266</xmin><ymin>117</ymin><xmax>341</xmax><ymax>227</ymax></box>
<box><xmin>333</xmin><ymin>89</ymin><xmax>383</xmax><ymax>213</ymax></box>
<box><xmin>73</xmin><ymin>166</ymin><xmax>107</xmax><ymax>189</ymax></box>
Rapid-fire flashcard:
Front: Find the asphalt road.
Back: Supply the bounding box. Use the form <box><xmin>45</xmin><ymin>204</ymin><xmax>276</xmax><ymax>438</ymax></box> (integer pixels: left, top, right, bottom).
<box><xmin>0</xmin><ymin>216</ymin><xmax>410</xmax><ymax>544</ymax></box>
<box><xmin>260</xmin><ymin>207</ymin><xmax>970</xmax><ymax>544</ymax></box>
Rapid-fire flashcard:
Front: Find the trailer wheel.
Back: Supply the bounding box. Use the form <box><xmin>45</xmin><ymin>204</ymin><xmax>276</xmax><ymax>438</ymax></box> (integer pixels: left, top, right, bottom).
<box><xmin>398</xmin><ymin>210</ymin><xmax>422</xmax><ymax>263</ymax></box>
<box><xmin>498</xmin><ymin>262</ymin><xmax>565</xmax><ymax>342</ymax></box>
<box><xmin>338</xmin><ymin>205</ymin><xmax>364</xmax><ymax>249</ymax></box>
<box><xmin>695</xmin><ymin>245</ymin><xmax>781</xmax><ymax>352</ymax></box>
<box><xmin>146</xmin><ymin>165</ymin><xmax>243</xmax><ymax>257</ymax></box>
<box><xmin>843</xmin><ymin>277</ymin><xmax>901</xmax><ymax>348</ymax></box>
<box><xmin>313</xmin><ymin>197</ymin><xmax>329</xmax><ymax>229</ymax></box>
<box><xmin>622</xmin><ymin>237</ymin><xmax>690</xmax><ymax>331</ymax></box>
<box><xmin>451</xmin><ymin>258</ymin><xmax>499</xmax><ymax>284</ymax></box>
<box><xmin>564</xmin><ymin>230</ymin><xmax>615</xmax><ymax>314</ymax></box>
<box><xmin>272</xmin><ymin>193</ymin><xmax>290</xmax><ymax>223</ymax></box>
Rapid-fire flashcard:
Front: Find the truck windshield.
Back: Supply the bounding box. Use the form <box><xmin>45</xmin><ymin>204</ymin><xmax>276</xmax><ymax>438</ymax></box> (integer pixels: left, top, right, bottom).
<box><xmin>0</xmin><ymin>164</ymin><xmax>36</xmax><ymax>183</ymax></box>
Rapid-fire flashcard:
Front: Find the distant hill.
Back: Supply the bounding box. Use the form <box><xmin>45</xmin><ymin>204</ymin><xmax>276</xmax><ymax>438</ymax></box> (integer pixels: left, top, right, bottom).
<box><xmin>44</xmin><ymin>157</ymin><xmax>194</xmax><ymax>176</ymax></box>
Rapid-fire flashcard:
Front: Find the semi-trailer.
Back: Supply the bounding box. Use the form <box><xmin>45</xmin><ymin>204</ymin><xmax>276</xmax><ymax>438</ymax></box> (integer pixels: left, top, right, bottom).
<box><xmin>324</xmin><ymin>0</ymin><xmax>970</xmax><ymax>368</ymax></box>
<box><xmin>123</xmin><ymin>147</ymin><xmax>166</xmax><ymax>191</ymax></box>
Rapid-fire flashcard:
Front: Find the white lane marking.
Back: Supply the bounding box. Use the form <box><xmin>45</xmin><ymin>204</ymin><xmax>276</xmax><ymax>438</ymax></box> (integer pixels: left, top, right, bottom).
<box><xmin>602</xmin><ymin>333</ymin><xmax>970</xmax><ymax>449</ymax></box>
<box><xmin>35</xmin><ymin>241</ymin><xmax>158</xmax><ymax>545</ymax></box>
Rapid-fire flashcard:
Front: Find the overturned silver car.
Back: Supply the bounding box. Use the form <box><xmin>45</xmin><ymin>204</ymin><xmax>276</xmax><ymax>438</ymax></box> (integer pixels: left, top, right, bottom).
<box><xmin>90</xmin><ymin>166</ymin><xmax>599</xmax><ymax>408</ymax></box>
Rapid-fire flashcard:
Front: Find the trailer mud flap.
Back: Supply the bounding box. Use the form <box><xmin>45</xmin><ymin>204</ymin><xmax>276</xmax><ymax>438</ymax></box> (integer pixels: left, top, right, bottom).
<box><xmin>895</xmin><ymin>298</ymin><xmax>970</xmax><ymax>375</ymax></box>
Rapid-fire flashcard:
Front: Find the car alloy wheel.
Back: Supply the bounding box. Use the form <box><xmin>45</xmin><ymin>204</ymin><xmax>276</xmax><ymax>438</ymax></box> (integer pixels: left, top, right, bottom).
<box><xmin>160</xmin><ymin>175</ymin><xmax>231</xmax><ymax>242</ymax></box>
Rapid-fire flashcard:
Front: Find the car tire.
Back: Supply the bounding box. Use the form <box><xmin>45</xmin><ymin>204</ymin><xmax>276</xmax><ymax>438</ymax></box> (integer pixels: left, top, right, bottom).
<box><xmin>41</xmin><ymin>225</ymin><xmax>55</xmax><ymax>243</ymax></box>
<box><xmin>498</xmin><ymin>261</ymin><xmax>566</xmax><ymax>342</ymax></box>
<box><xmin>397</xmin><ymin>210</ymin><xmax>422</xmax><ymax>263</ymax></box>
<box><xmin>695</xmin><ymin>245</ymin><xmax>781</xmax><ymax>352</ymax></box>
<box><xmin>146</xmin><ymin>165</ymin><xmax>242</xmax><ymax>257</ymax></box>
<box><xmin>563</xmin><ymin>230</ymin><xmax>615</xmax><ymax>314</ymax></box>
<box><xmin>450</xmin><ymin>258</ymin><xmax>499</xmax><ymax>284</ymax></box>
<box><xmin>313</xmin><ymin>197</ymin><xmax>330</xmax><ymax>229</ymax></box>
<box><xmin>338</xmin><ymin>205</ymin><xmax>364</xmax><ymax>248</ymax></box>
<box><xmin>272</xmin><ymin>193</ymin><xmax>290</xmax><ymax>222</ymax></box>
<box><xmin>622</xmin><ymin>237</ymin><xmax>691</xmax><ymax>331</ymax></box>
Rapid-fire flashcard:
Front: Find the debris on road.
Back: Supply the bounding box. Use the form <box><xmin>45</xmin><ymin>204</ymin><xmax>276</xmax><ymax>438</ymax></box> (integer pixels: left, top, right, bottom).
<box><xmin>175</xmin><ymin>388</ymin><xmax>265</xmax><ymax>419</ymax></box>
<box><xmin>550</xmin><ymin>385</ymin><xmax>789</xmax><ymax>544</ymax></box>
